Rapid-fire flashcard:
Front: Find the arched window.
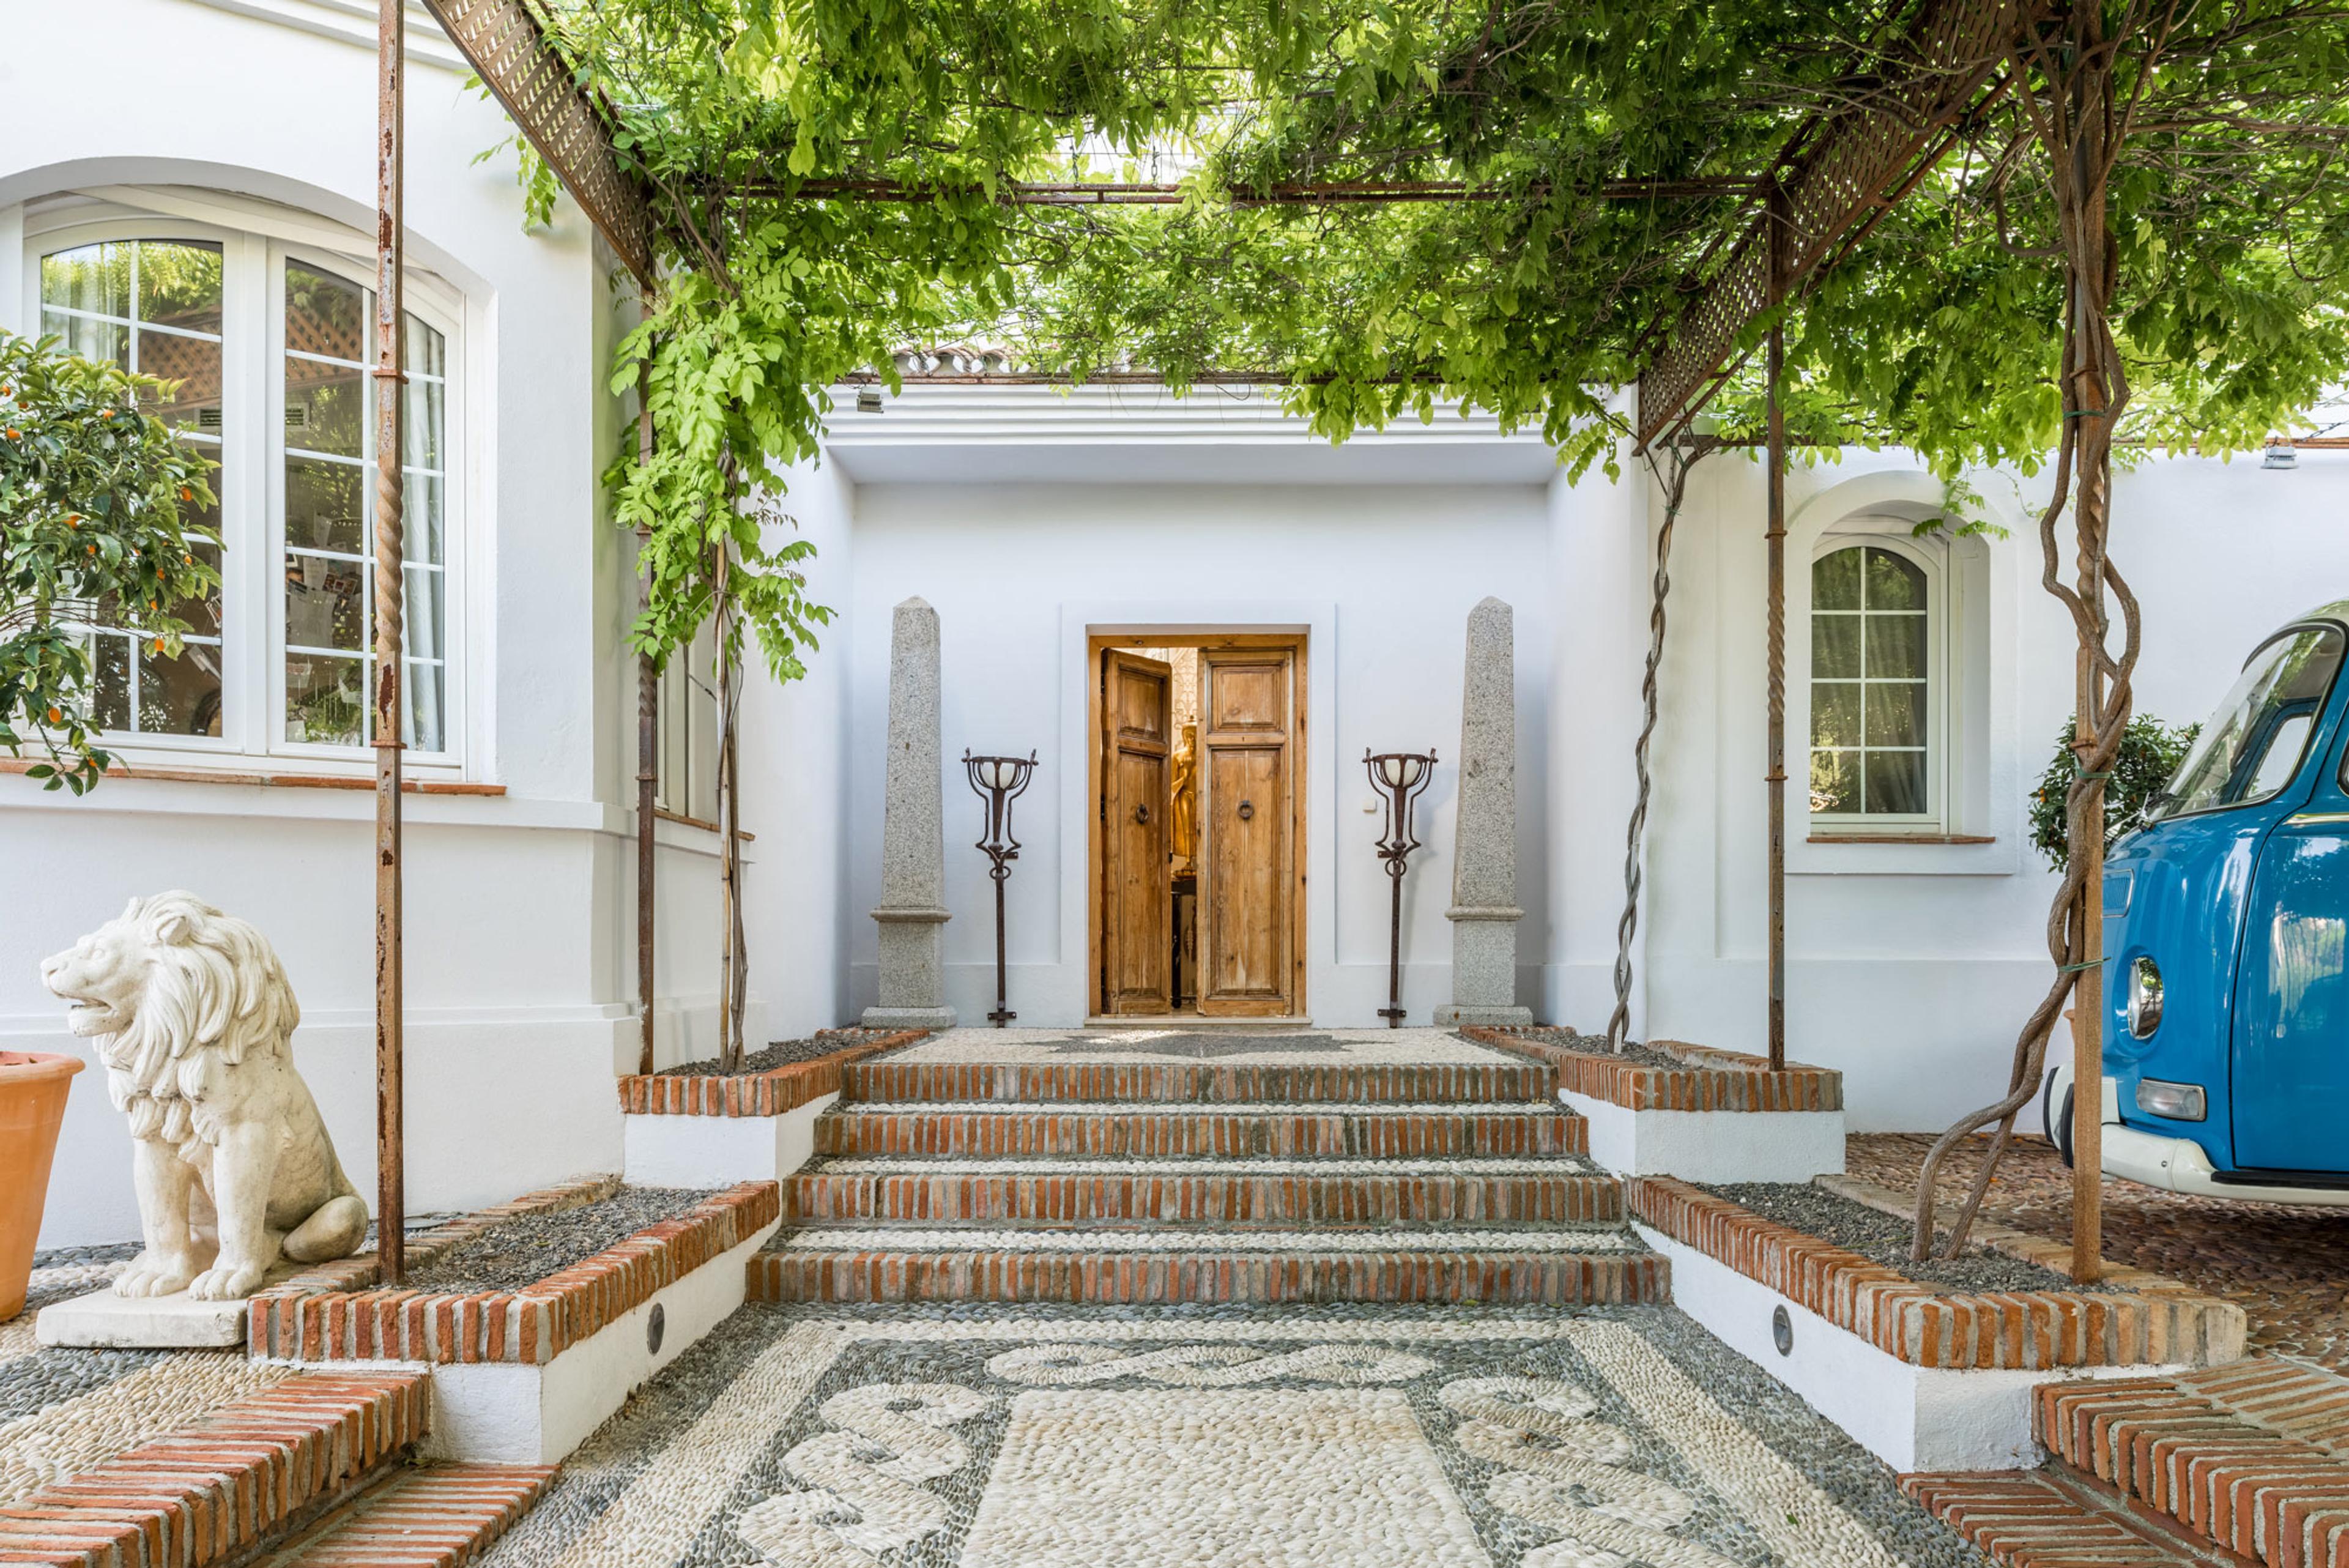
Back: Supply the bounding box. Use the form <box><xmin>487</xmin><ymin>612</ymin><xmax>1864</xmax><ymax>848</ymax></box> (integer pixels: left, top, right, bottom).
<box><xmin>29</xmin><ymin>210</ymin><xmax>457</xmax><ymax>765</ymax></box>
<box><xmin>1809</xmin><ymin>543</ymin><xmax>1934</xmax><ymax>820</ymax></box>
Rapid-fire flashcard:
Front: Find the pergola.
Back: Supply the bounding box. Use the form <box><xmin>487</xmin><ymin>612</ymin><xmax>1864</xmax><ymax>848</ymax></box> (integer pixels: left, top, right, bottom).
<box><xmin>358</xmin><ymin>0</ymin><xmax>2113</xmax><ymax>1282</ymax></box>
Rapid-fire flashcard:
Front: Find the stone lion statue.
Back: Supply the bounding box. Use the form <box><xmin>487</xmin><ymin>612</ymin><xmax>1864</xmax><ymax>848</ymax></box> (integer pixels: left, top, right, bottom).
<box><xmin>40</xmin><ymin>891</ymin><xmax>369</xmax><ymax>1300</ymax></box>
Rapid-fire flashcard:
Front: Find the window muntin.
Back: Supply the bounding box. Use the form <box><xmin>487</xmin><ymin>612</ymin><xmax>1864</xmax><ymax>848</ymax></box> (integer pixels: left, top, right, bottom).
<box><xmin>1809</xmin><ymin>543</ymin><xmax>1932</xmax><ymax>818</ymax></box>
<box><xmin>29</xmin><ymin>222</ymin><xmax>456</xmax><ymax>764</ymax></box>
<box><xmin>38</xmin><ymin>240</ymin><xmax>226</xmax><ymax>738</ymax></box>
<box><xmin>280</xmin><ymin>262</ymin><xmax>447</xmax><ymax>752</ymax></box>
<box><xmin>2150</xmin><ymin>623</ymin><xmax>2344</xmax><ymax>820</ymax></box>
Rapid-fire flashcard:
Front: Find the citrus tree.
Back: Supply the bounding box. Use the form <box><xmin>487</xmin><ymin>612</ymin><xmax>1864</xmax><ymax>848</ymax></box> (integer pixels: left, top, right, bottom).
<box><xmin>0</xmin><ymin>332</ymin><xmax>218</xmax><ymax>793</ymax></box>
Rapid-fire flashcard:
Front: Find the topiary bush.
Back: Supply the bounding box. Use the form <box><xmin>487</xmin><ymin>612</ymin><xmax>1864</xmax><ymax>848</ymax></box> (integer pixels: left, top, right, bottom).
<box><xmin>1</xmin><ymin>332</ymin><xmax>217</xmax><ymax>792</ymax></box>
<box><xmin>2028</xmin><ymin>713</ymin><xmax>2200</xmax><ymax>871</ymax></box>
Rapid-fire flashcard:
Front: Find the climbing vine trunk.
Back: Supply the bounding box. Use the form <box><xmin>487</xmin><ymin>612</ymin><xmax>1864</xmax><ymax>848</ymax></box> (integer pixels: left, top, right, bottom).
<box><xmin>1608</xmin><ymin>436</ymin><xmax>1711</xmax><ymax>1052</ymax></box>
<box><xmin>1913</xmin><ymin>6</ymin><xmax>2139</xmax><ymax>1274</ymax></box>
<box><xmin>636</xmin><ymin>364</ymin><xmax>658</xmax><ymax>1076</ymax></box>
<box><xmin>713</xmin><ymin>529</ymin><xmax>747</xmax><ymax>1073</ymax></box>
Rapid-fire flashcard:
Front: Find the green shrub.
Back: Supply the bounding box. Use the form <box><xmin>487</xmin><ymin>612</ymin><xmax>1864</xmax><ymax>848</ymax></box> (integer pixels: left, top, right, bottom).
<box><xmin>2028</xmin><ymin>713</ymin><xmax>2200</xmax><ymax>871</ymax></box>
<box><xmin>0</xmin><ymin>332</ymin><xmax>217</xmax><ymax>792</ymax></box>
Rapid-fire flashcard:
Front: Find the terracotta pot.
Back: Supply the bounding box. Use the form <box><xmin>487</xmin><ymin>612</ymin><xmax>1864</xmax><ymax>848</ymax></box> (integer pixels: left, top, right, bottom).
<box><xmin>0</xmin><ymin>1050</ymin><xmax>85</xmax><ymax>1322</ymax></box>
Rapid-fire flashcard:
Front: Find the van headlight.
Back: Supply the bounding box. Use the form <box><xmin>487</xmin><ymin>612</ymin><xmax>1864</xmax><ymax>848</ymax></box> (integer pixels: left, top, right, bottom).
<box><xmin>2127</xmin><ymin>955</ymin><xmax>2164</xmax><ymax>1039</ymax></box>
<box><xmin>2134</xmin><ymin>1077</ymin><xmax>2206</xmax><ymax>1121</ymax></box>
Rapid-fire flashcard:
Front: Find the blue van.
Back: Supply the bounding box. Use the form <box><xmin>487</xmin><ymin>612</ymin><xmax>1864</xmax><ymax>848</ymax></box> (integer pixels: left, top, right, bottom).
<box><xmin>2047</xmin><ymin>604</ymin><xmax>2349</xmax><ymax>1203</ymax></box>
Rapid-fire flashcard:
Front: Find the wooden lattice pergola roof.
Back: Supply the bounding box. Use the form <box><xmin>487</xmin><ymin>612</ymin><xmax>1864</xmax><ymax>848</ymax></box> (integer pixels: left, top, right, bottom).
<box><xmin>421</xmin><ymin>0</ymin><xmax>2047</xmax><ymax>448</ymax></box>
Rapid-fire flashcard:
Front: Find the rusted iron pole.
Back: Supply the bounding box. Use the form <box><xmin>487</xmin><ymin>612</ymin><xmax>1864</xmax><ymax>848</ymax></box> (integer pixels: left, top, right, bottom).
<box><xmin>635</xmin><ymin>367</ymin><xmax>657</xmax><ymax>1076</ymax></box>
<box><xmin>372</xmin><ymin>0</ymin><xmax>407</xmax><ymax>1283</ymax></box>
<box><xmin>1764</xmin><ymin>182</ymin><xmax>1789</xmax><ymax>1072</ymax></box>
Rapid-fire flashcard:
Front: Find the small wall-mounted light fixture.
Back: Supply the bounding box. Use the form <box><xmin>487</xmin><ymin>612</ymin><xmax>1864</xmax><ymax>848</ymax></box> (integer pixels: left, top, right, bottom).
<box><xmin>2265</xmin><ymin>440</ymin><xmax>2298</xmax><ymax>470</ymax></box>
<box><xmin>1772</xmin><ymin>1303</ymin><xmax>1794</xmax><ymax>1356</ymax></box>
<box><xmin>856</xmin><ymin>387</ymin><xmax>884</xmax><ymax>414</ymax></box>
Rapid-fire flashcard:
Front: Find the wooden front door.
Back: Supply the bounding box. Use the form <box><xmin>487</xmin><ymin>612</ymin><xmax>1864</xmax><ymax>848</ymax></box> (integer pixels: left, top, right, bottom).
<box><xmin>1198</xmin><ymin>647</ymin><xmax>1297</xmax><ymax>1016</ymax></box>
<box><xmin>1100</xmin><ymin>651</ymin><xmax>1174</xmax><ymax>1014</ymax></box>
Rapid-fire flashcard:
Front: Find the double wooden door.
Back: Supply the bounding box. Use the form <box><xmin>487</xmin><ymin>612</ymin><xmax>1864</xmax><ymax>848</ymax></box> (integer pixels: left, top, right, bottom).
<box><xmin>1099</xmin><ymin>643</ymin><xmax>1299</xmax><ymax>1017</ymax></box>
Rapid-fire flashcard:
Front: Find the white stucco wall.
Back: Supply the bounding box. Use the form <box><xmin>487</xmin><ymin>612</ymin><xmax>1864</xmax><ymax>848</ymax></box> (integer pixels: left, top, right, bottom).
<box><xmin>0</xmin><ymin>0</ymin><xmax>719</xmax><ymax>1244</ymax></box>
<box><xmin>798</xmin><ymin>386</ymin><xmax>1567</xmax><ymax>1028</ymax></box>
<box><xmin>1647</xmin><ymin>444</ymin><xmax>2349</xmax><ymax>1129</ymax></box>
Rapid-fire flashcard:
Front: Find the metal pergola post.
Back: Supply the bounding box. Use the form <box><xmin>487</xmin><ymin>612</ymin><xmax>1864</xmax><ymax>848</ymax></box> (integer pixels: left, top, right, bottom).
<box><xmin>1764</xmin><ymin>180</ymin><xmax>1790</xmax><ymax>1074</ymax></box>
<box><xmin>373</xmin><ymin>0</ymin><xmax>407</xmax><ymax>1284</ymax></box>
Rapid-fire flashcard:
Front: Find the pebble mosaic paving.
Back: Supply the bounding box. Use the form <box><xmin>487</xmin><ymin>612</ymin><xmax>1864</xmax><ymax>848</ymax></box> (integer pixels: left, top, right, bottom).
<box><xmin>884</xmin><ymin>1027</ymin><xmax>1523</xmax><ymax>1065</ymax></box>
<box><xmin>0</xmin><ymin>1244</ymin><xmax>294</xmax><ymax>1507</ymax></box>
<box><xmin>1852</xmin><ymin>1132</ymin><xmax>2349</xmax><ymax>1364</ymax></box>
<box><xmin>478</xmin><ymin>1302</ymin><xmax>1998</xmax><ymax>1568</ymax></box>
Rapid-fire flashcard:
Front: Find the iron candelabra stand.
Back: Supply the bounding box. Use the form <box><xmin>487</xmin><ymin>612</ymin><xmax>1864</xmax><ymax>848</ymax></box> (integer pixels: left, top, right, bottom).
<box><xmin>965</xmin><ymin>749</ymin><xmax>1037</xmax><ymax>1026</ymax></box>
<box><xmin>1365</xmin><ymin>748</ymin><xmax>1437</xmax><ymax>1027</ymax></box>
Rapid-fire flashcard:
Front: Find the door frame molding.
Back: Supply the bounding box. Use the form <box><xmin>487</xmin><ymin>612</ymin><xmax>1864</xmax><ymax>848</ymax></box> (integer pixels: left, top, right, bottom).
<box><xmin>1086</xmin><ymin>630</ymin><xmax>1309</xmax><ymax>1020</ymax></box>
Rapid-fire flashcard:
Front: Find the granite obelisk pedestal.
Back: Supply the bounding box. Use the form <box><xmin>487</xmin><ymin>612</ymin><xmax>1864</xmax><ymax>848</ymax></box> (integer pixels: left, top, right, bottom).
<box><xmin>863</xmin><ymin>596</ymin><xmax>957</xmax><ymax>1030</ymax></box>
<box><xmin>1434</xmin><ymin>596</ymin><xmax>1534</xmax><ymax>1027</ymax></box>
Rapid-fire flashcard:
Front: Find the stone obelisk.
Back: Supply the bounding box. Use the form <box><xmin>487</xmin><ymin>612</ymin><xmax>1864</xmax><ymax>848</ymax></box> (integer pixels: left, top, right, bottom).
<box><xmin>1434</xmin><ymin>596</ymin><xmax>1534</xmax><ymax>1027</ymax></box>
<box><xmin>863</xmin><ymin>596</ymin><xmax>957</xmax><ymax>1030</ymax></box>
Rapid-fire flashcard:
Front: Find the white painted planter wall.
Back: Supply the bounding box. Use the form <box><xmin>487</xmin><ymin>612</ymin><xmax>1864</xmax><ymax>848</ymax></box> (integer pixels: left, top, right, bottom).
<box><xmin>1564</xmin><ymin>1093</ymin><xmax>1847</xmax><ymax>1183</ymax></box>
<box><xmin>622</xmin><ymin>1093</ymin><xmax>837</xmax><ymax>1187</ymax></box>
<box><xmin>1638</xmin><ymin>1223</ymin><xmax>2186</xmax><ymax>1472</ymax></box>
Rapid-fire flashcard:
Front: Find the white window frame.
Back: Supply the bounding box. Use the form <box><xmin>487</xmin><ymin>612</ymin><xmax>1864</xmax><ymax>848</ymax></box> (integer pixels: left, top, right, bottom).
<box><xmin>1805</xmin><ymin>527</ymin><xmax>1950</xmax><ymax>834</ymax></box>
<box><xmin>20</xmin><ymin>199</ymin><xmax>467</xmax><ymax>776</ymax></box>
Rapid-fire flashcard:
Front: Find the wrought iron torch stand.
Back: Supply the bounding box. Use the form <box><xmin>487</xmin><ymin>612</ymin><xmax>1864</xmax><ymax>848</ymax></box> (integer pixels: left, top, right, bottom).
<box><xmin>965</xmin><ymin>750</ymin><xmax>1037</xmax><ymax>1027</ymax></box>
<box><xmin>1365</xmin><ymin>749</ymin><xmax>1436</xmax><ymax>1027</ymax></box>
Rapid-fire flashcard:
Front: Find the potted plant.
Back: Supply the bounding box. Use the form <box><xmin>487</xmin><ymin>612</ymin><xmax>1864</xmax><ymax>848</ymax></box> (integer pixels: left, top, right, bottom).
<box><xmin>2028</xmin><ymin>713</ymin><xmax>2201</xmax><ymax>871</ymax></box>
<box><xmin>0</xmin><ymin>1050</ymin><xmax>84</xmax><ymax>1320</ymax></box>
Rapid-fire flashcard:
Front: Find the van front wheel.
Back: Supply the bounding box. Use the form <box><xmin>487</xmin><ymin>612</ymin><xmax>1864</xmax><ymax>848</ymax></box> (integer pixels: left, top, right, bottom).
<box><xmin>2042</xmin><ymin>1068</ymin><xmax>2076</xmax><ymax>1169</ymax></box>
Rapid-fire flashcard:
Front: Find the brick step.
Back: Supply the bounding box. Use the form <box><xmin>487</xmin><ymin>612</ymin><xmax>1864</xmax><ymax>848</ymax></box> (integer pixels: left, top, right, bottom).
<box><xmin>845</xmin><ymin>1058</ymin><xmax>1554</xmax><ymax>1105</ymax></box>
<box><xmin>0</xmin><ymin>1370</ymin><xmax>428</xmax><ymax>1568</ymax></box>
<box><xmin>248</xmin><ymin>1463</ymin><xmax>555</xmax><ymax>1567</ymax></box>
<box><xmin>750</xmin><ymin>1226</ymin><xmax>1664</xmax><ymax>1306</ymax></box>
<box><xmin>814</xmin><ymin>1102</ymin><xmax>1586</xmax><ymax>1159</ymax></box>
<box><xmin>1903</xmin><ymin>1468</ymin><xmax>2256</xmax><ymax>1567</ymax></box>
<box><xmin>2036</xmin><ymin>1356</ymin><xmax>2349</xmax><ymax>1568</ymax></box>
<box><xmin>787</xmin><ymin>1158</ymin><xmax>1619</xmax><ymax>1224</ymax></box>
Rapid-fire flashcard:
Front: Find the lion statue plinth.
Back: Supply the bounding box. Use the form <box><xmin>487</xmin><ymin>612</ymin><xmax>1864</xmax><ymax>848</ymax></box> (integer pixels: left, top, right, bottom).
<box><xmin>40</xmin><ymin>891</ymin><xmax>369</xmax><ymax>1301</ymax></box>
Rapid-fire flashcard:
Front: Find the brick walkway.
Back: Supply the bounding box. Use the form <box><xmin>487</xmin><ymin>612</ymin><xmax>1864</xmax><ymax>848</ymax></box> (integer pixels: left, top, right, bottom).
<box><xmin>1849</xmin><ymin>1133</ymin><xmax>2349</xmax><ymax>1365</ymax></box>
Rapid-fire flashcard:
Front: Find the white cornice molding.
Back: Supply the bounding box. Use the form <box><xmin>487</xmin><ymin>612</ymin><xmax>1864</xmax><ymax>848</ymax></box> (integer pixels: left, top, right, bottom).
<box><xmin>817</xmin><ymin>382</ymin><xmax>1572</xmax><ymax>485</ymax></box>
<box><xmin>179</xmin><ymin>0</ymin><xmax>469</xmax><ymax>72</ymax></box>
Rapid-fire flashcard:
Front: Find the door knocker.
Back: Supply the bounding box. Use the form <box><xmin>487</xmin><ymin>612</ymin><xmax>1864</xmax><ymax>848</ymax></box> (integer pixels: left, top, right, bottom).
<box><xmin>1134</xmin><ymin>803</ymin><xmax>1151</xmax><ymax>824</ymax></box>
<box><xmin>1237</xmin><ymin>800</ymin><xmax>1255</xmax><ymax>820</ymax></box>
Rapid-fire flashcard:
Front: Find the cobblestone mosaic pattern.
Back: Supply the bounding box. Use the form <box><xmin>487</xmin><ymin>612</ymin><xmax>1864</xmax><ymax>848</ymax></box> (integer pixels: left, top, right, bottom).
<box><xmin>1</xmin><ymin>1245</ymin><xmax>293</xmax><ymax>1506</ymax></box>
<box><xmin>479</xmin><ymin>1304</ymin><xmax>1997</xmax><ymax>1568</ymax></box>
<box><xmin>1850</xmin><ymin>1133</ymin><xmax>2349</xmax><ymax>1364</ymax></box>
<box><xmin>888</xmin><ymin>1028</ymin><xmax>1519</xmax><ymax>1066</ymax></box>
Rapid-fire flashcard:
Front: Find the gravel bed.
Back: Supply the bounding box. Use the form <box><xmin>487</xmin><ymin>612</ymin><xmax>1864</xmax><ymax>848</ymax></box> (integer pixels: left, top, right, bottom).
<box><xmin>1479</xmin><ymin>1026</ymin><xmax>1690</xmax><ymax>1071</ymax></box>
<box><xmin>404</xmin><ymin>1186</ymin><xmax>714</xmax><ymax>1293</ymax></box>
<box><xmin>1701</xmin><ymin>1181</ymin><xmax>2124</xmax><ymax>1294</ymax></box>
<box><xmin>656</xmin><ymin>1030</ymin><xmax>904</xmax><ymax>1079</ymax></box>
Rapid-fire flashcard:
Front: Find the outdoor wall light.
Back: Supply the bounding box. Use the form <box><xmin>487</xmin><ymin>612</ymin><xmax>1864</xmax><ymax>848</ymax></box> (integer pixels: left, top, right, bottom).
<box><xmin>856</xmin><ymin>386</ymin><xmax>884</xmax><ymax>414</ymax></box>
<box><xmin>964</xmin><ymin>750</ymin><xmax>1037</xmax><ymax>1027</ymax></box>
<box><xmin>2265</xmin><ymin>440</ymin><xmax>2298</xmax><ymax>470</ymax></box>
<box><xmin>1365</xmin><ymin>749</ymin><xmax>1438</xmax><ymax>1028</ymax></box>
<box><xmin>2136</xmin><ymin>1077</ymin><xmax>2206</xmax><ymax>1122</ymax></box>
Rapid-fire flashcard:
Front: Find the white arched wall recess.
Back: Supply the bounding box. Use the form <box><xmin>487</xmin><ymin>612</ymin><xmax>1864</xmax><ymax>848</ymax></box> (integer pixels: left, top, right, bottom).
<box><xmin>1786</xmin><ymin>468</ymin><xmax>2022</xmax><ymax>878</ymax></box>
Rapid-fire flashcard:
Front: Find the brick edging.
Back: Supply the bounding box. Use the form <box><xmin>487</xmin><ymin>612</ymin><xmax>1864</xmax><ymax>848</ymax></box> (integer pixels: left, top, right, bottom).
<box><xmin>617</xmin><ymin>1029</ymin><xmax>929</xmax><ymax>1117</ymax></box>
<box><xmin>0</xmin><ymin>1370</ymin><xmax>426</xmax><ymax>1568</ymax></box>
<box><xmin>2035</xmin><ymin>1358</ymin><xmax>2349</xmax><ymax>1567</ymax></box>
<box><xmin>1458</xmin><ymin>1027</ymin><xmax>1843</xmax><ymax>1112</ymax></box>
<box><xmin>1625</xmin><ymin>1175</ymin><xmax>2242</xmax><ymax>1369</ymax></box>
<box><xmin>251</xmin><ymin>1181</ymin><xmax>780</xmax><ymax>1365</ymax></box>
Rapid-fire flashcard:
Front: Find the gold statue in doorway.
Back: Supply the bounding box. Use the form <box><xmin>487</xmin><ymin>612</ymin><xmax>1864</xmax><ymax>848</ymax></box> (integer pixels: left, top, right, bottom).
<box><xmin>1170</xmin><ymin>723</ymin><xmax>1198</xmax><ymax>866</ymax></box>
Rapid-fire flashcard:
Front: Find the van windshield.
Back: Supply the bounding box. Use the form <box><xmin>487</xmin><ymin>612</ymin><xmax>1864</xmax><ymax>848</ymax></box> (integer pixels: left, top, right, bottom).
<box><xmin>2146</xmin><ymin>624</ymin><xmax>2344</xmax><ymax>822</ymax></box>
